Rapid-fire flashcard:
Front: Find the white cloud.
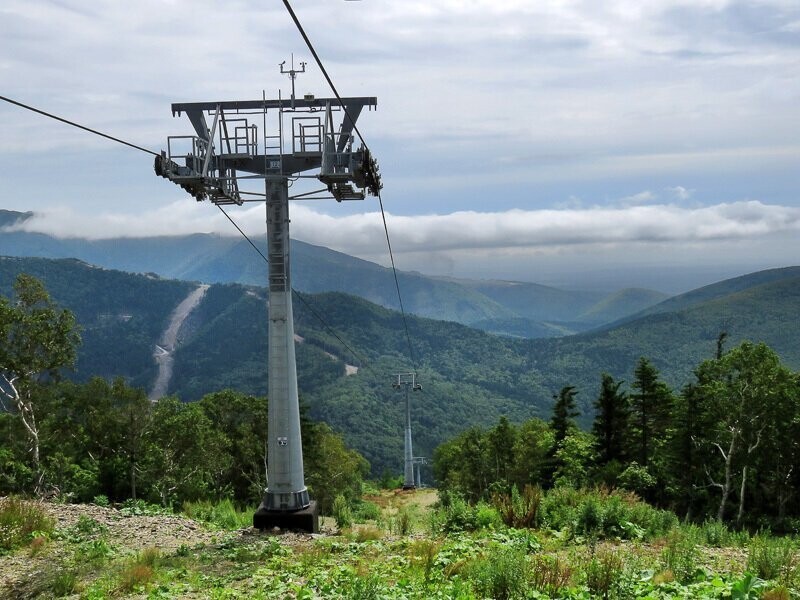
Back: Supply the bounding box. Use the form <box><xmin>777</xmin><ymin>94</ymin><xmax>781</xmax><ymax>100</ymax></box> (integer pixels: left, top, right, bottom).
<box><xmin>13</xmin><ymin>200</ymin><xmax>800</xmax><ymax>258</ymax></box>
<box><xmin>668</xmin><ymin>186</ymin><xmax>693</xmax><ymax>201</ymax></box>
<box><xmin>619</xmin><ymin>190</ymin><xmax>657</xmax><ymax>206</ymax></box>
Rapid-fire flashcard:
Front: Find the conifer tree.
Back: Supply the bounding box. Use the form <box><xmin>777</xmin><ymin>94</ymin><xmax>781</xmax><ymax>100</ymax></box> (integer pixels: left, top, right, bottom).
<box><xmin>550</xmin><ymin>385</ymin><xmax>579</xmax><ymax>445</ymax></box>
<box><xmin>592</xmin><ymin>373</ymin><xmax>629</xmax><ymax>466</ymax></box>
<box><xmin>629</xmin><ymin>358</ymin><xmax>673</xmax><ymax>470</ymax></box>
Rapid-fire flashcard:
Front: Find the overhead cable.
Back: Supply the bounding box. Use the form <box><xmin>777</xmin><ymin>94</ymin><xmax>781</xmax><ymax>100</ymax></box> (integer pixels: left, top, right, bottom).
<box><xmin>216</xmin><ymin>205</ymin><xmax>367</xmax><ymax>367</ymax></box>
<box><xmin>0</xmin><ymin>94</ymin><xmax>158</xmax><ymax>156</ymax></box>
<box><xmin>281</xmin><ymin>0</ymin><xmax>418</xmax><ymax>369</ymax></box>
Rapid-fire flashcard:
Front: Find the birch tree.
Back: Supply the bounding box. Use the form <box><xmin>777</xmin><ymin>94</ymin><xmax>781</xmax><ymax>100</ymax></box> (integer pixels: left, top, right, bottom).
<box><xmin>695</xmin><ymin>342</ymin><xmax>793</xmax><ymax>523</ymax></box>
<box><xmin>0</xmin><ymin>274</ymin><xmax>79</xmax><ymax>495</ymax></box>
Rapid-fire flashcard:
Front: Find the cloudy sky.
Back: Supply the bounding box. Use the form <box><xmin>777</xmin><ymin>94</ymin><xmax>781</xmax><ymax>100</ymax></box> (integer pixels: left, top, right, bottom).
<box><xmin>1</xmin><ymin>0</ymin><xmax>798</xmax><ymax>292</ymax></box>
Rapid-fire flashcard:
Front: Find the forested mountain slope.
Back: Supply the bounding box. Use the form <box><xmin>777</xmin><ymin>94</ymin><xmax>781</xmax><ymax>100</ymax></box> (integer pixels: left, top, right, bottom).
<box><xmin>2</xmin><ymin>256</ymin><xmax>799</xmax><ymax>475</ymax></box>
<box><xmin>611</xmin><ymin>266</ymin><xmax>800</xmax><ymax>325</ymax></box>
<box><xmin>0</xmin><ymin>256</ymin><xmax>193</xmax><ymax>390</ymax></box>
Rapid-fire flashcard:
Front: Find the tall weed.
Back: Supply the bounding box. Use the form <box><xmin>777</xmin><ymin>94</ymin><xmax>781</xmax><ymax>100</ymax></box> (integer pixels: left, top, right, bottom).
<box><xmin>584</xmin><ymin>547</ymin><xmax>625</xmax><ymax>599</ymax></box>
<box><xmin>0</xmin><ymin>497</ymin><xmax>54</xmax><ymax>552</ymax></box>
<box><xmin>529</xmin><ymin>554</ymin><xmax>574</xmax><ymax>596</ymax></box>
<box><xmin>748</xmin><ymin>535</ymin><xmax>797</xmax><ymax>582</ymax></box>
<box><xmin>491</xmin><ymin>484</ymin><xmax>542</xmax><ymax>529</ymax></box>
<box><xmin>182</xmin><ymin>498</ymin><xmax>251</xmax><ymax>530</ymax></box>
<box><xmin>332</xmin><ymin>494</ymin><xmax>353</xmax><ymax>530</ymax></box>
<box><xmin>466</xmin><ymin>546</ymin><xmax>528</xmax><ymax>600</ymax></box>
<box><xmin>660</xmin><ymin>528</ymin><xmax>699</xmax><ymax>584</ymax></box>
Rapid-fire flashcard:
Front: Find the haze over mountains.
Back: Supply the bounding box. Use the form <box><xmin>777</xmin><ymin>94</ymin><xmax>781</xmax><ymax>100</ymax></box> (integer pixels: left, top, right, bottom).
<box><xmin>1</xmin><ymin>209</ymin><xmax>672</xmax><ymax>337</ymax></box>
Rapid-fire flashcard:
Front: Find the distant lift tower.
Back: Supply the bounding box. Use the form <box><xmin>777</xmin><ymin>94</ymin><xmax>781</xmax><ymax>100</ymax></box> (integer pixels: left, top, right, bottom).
<box><xmin>155</xmin><ymin>65</ymin><xmax>381</xmax><ymax>532</ymax></box>
<box><xmin>393</xmin><ymin>373</ymin><xmax>422</xmax><ymax>489</ymax></box>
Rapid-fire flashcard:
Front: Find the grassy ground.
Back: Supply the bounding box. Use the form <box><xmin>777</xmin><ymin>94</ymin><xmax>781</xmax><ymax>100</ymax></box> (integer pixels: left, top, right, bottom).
<box><xmin>1</xmin><ymin>492</ymin><xmax>798</xmax><ymax>599</ymax></box>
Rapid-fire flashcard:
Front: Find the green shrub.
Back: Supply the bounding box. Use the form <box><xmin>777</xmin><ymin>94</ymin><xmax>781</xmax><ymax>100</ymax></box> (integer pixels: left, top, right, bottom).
<box><xmin>491</xmin><ymin>485</ymin><xmax>542</xmax><ymax>529</ymax></box>
<box><xmin>748</xmin><ymin>535</ymin><xmax>797</xmax><ymax>581</ymax></box>
<box><xmin>660</xmin><ymin>528</ymin><xmax>699</xmax><ymax>584</ymax></box>
<box><xmin>43</xmin><ymin>453</ymin><xmax>101</xmax><ymax>503</ymax></box>
<box><xmin>540</xmin><ymin>487</ymin><xmax>583</xmax><ymax>523</ymax></box>
<box><xmin>466</xmin><ymin>546</ymin><xmax>528</xmax><ymax>600</ymax></box>
<box><xmin>616</xmin><ymin>462</ymin><xmax>656</xmax><ymax>496</ymax></box>
<box><xmin>332</xmin><ymin>494</ymin><xmax>353</xmax><ymax>530</ymax></box>
<box><xmin>0</xmin><ymin>497</ymin><xmax>55</xmax><ymax>553</ymax></box>
<box><xmin>625</xmin><ymin>498</ymin><xmax>678</xmax><ymax>539</ymax></box>
<box><xmin>474</xmin><ymin>502</ymin><xmax>502</xmax><ymax>529</ymax></box>
<box><xmin>378</xmin><ymin>470</ymin><xmax>403</xmax><ymax>490</ymax></box>
<box><xmin>700</xmin><ymin>518</ymin><xmax>730</xmax><ymax>547</ymax></box>
<box><xmin>577</xmin><ymin>496</ymin><xmax>603</xmax><ymax>535</ymax></box>
<box><xmin>538</xmin><ymin>487</ymin><xmax>676</xmax><ymax>540</ymax></box>
<box><xmin>0</xmin><ymin>449</ymin><xmax>33</xmax><ymax>493</ymax></box>
<box><xmin>92</xmin><ymin>494</ymin><xmax>110</xmax><ymax>507</ymax></box>
<box><xmin>352</xmin><ymin>500</ymin><xmax>381</xmax><ymax>522</ymax></box>
<box><xmin>439</xmin><ymin>494</ymin><xmax>477</xmax><ymax>532</ymax></box>
<box><xmin>584</xmin><ymin>547</ymin><xmax>625</xmax><ymax>600</ymax></box>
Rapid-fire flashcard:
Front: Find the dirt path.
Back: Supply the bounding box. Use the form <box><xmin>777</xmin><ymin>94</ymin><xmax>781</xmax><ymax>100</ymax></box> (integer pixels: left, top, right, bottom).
<box><xmin>148</xmin><ymin>284</ymin><xmax>209</xmax><ymax>401</ymax></box>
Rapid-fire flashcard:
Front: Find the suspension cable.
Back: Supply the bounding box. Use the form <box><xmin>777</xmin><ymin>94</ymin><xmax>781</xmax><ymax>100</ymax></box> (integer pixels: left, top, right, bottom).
<box><xmin>281</xmin><ymin>0</ymin><xmax>418</xmax><ymax>369</ymax></box>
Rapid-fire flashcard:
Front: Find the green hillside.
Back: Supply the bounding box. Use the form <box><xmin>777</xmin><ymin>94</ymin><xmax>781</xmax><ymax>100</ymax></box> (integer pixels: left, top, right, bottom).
<box><xmin>577</xmin><ymin>287</ymin><xmax>669</xmax><ymax>324</ymax></box>
<box><xmin>446</xmin><ymin>277</ymin><xmax>603</xmax><ymax>323</ymax></box>
<box><xmin>617</xmin><ymin>266</ymin><xmax>800</xmax><ymax>323</ymax></box>
<box><xmin>0</xmin><ymin>256</ymin><xmax>194</xmax><ymax>389</ymax></box>
<box><xmin>171</xmin><ymin>274</ymin><xmax>800</xmax><ymax>473</ymax></box>
<box><xmin>3</xmin><ymin>255</ymin><xmax>800</xmax><ymax>476</ymax></box>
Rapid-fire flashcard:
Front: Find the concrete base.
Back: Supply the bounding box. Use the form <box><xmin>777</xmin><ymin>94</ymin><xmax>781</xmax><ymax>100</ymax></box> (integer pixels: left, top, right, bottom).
<box><xmin>253</xmin><ymin>500</ymin><xmax>319</xmax><ymax>533</ymax></box>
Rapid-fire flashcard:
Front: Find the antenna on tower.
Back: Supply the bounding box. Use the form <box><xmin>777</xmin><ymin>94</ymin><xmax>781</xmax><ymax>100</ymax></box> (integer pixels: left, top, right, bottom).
<box><xmin>279</xmin><ymin>53</ymin><xmax>307</xmax><ymax>109</ymax></box>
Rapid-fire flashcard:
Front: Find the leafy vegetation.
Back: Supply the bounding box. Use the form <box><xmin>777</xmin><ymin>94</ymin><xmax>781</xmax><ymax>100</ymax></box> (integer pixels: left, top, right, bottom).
<box><xmin>434</xmin><ymin>339</ymin><xmax>800</xmax><ymax>530</ymax></box>
<box><xmin>0</xmin><ymin>496</ymin><xmax>54</xmax><ymax>553</ymax></box>
<box><xmin>3</xmin><ymin>492</ymin><xmax>798</xmax><ymax>598</ymax></box>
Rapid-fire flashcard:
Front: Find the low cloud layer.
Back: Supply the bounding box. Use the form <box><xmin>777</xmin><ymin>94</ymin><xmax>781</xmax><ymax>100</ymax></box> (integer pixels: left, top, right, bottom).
<box><xmin>12</xmin><ymin>200</ymin><xmax>800</xmax><ymax>258</ymax></box>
